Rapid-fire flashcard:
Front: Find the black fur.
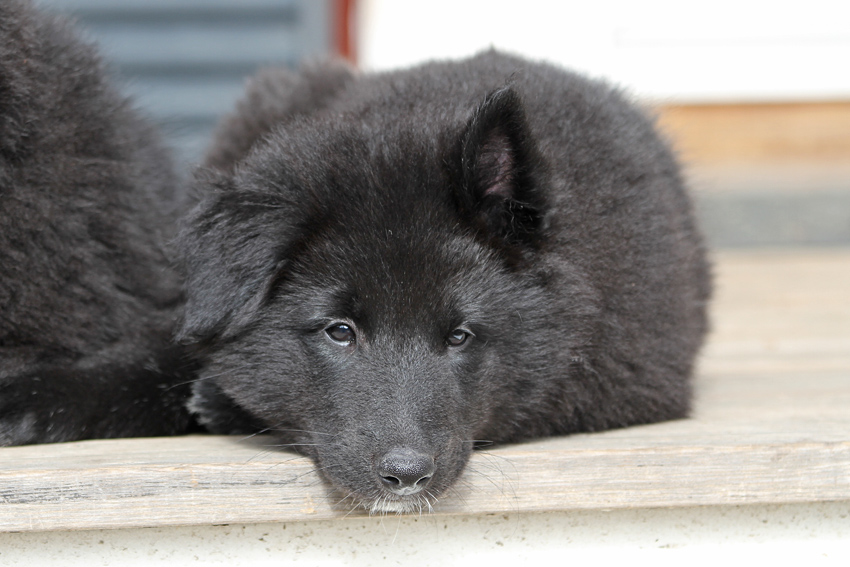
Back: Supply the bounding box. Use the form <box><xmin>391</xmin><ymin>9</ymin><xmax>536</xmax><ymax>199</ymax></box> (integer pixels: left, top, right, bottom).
<box><xmin>0</xmin><ymin>0</ymin><xmax>193</xmax><ymax>444</ymax></box>
<box><xmin>179</xmin><ymin>52</ymin><xmax>711</xmax><ymax>513</ymax></box>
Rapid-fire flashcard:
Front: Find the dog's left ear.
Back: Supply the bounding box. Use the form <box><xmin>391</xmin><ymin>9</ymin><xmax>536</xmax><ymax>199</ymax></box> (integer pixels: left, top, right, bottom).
<box><xmin>454</xmin><ymin>86</ymin><xmax>547</xmax><ymax>248</ymax></box>
<box><xmin>176</xmin><ymin>170</ymin><xmax>294</xmax><ymax>343</ymax></box>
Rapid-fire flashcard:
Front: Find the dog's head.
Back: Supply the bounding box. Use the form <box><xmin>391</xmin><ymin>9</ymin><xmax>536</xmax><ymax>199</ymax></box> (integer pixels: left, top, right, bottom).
<box><xmin>178</xmin><ymin>88</ymin><xmax>571</xmax><ymax>512</ymax></box>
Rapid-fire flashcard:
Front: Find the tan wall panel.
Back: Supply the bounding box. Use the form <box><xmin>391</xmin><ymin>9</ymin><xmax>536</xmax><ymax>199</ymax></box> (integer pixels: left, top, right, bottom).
<box><xmin>655</xmin><ymin>102</ymin><xmax>850</xmax><ymax>165</ymax></box>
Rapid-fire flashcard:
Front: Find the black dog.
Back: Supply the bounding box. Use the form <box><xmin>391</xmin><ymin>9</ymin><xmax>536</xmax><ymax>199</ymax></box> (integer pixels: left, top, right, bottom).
<box><xmin>0</xmin><ymin>0</ymin><xmax>193</xmax><ymax>444</ymax></box>
<box><xmin>179</xmin><ymin>51</ymin><xmax>711</xmax><ymax>513</ymax></box>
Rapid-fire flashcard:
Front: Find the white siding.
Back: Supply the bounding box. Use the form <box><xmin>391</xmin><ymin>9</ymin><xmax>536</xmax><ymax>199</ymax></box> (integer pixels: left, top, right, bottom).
<box><xmin>359</xmin><ymin>0</ymin><xmax>850</xmax><ymax>102</ymax></box>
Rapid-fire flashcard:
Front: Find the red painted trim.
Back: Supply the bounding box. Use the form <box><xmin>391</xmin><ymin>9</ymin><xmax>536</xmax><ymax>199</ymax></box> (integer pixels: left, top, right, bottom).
<box><xmin>334</xmin><ymin>0</ymin><xmax>357</xmax><ymax>65</ymax></box>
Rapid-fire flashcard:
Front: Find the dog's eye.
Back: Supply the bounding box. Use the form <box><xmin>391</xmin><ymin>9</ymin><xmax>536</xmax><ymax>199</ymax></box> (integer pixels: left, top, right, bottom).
<box><xmin>326</xmin><ymin>323</ymin><xmax>356</xmax><ymax>345</ymax></box>
<box><xmin>446</xmin><ymin>329</ymin><xmax>471</xmax><ymax>347</ymax></box>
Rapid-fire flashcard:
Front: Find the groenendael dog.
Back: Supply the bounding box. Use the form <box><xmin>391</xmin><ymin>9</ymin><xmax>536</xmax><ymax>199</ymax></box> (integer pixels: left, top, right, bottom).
<box><xmin>178</xmin><ymin>51</ymin><xmax>711</xmax><ymax>513</ymax></box>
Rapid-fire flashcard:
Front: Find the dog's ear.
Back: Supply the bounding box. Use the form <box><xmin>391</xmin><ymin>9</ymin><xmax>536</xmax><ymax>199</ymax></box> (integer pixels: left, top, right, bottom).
<box><xmin>454</xmin><ymin>86</ymin><xmax>547</xmax><ymax>248</ymax></box>
<box><xmin>176</xmin><ymin>170</ymin><xmax>294</xmax><ymax>343</ymax></box>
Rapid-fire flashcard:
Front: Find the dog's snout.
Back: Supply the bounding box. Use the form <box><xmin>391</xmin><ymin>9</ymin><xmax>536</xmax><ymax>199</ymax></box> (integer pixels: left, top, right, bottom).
<box><xmin>377</xmin><ymin>447</ymin><xmax>435</xmax><ymax>496</ymax></box>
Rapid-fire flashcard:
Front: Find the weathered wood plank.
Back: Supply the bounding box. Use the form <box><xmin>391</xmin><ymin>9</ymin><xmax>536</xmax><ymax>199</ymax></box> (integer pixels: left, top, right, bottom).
<box><xmin>3</xmin><ymin>435</ymin><xmax>848</xmax><ymax>532</ymax></box>
<box><xmin>700</xmin><ymin>249</ymin><xmax>850</xmax><ymax>374</ymax></box>
<box><xmin>1</xmin><ymin>249</ymin><xmax>848</xmax><ymax>532</ymax></box>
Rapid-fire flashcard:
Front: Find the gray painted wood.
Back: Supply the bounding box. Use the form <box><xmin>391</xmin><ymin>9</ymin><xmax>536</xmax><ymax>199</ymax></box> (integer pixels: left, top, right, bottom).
<box><xmin>691</xmin><ymin>165</ymin><xmax>850</xmax><ymax>247</ymax></box>
<box><xmin>38</xmin><ymin>0</ymin><xmax>333</xmax><ymax>166</ymax></box>
<box><xmin>1</xmin><ymin>249</ymin><xmax>848</xmax><ymax>532</ymax></box>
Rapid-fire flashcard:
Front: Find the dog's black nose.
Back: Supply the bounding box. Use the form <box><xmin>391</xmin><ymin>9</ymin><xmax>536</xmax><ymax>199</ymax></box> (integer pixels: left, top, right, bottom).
<box><xmin>377</xmin><ymin>448</ymin><xmax>435</xmax><ymax>496</ymax></box>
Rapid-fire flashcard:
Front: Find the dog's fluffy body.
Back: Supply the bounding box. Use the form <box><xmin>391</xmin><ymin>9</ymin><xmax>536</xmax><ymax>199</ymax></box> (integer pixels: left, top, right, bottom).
<box><xmin>180</xmin><ymin>52</ymin><xmax>711</xmax><ymax>512</ymax></box>
<box><xmin>0</xmin><ymin>0</ymin><xmax>192</xmax><ymax>444</ymax></box>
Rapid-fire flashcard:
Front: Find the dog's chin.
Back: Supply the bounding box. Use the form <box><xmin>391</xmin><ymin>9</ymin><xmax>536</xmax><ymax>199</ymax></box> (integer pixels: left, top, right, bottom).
<box><xmin>363</xmin><ymin>492</ymin><xmax>440</xmax><ymax>515</ymax></box>
<box><xmin>326</xmin><ymin>481</ymin><xmax>443</xmax><ymax>515</ymax></box>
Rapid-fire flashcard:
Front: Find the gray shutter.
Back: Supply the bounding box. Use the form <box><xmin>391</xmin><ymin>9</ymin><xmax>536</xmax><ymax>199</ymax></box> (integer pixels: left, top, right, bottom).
<box><xmin>40</xmin><ymin>0</ymin><xmax>334</xmax><ymax>168</ymax></box>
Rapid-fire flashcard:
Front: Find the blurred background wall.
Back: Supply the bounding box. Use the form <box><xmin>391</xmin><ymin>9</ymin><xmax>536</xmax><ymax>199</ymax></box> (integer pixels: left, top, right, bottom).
<box><xmin>38</xmin><ymin>0</ymin><xmax>850</xmax><ymax>247</ymax></box>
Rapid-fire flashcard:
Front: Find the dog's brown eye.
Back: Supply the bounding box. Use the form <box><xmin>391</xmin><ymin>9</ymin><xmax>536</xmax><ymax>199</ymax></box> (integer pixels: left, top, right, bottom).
<box><xmin>447</xmin><ymin>329</ymin><xmax>471</xmax><ymax>347</ymax></box>
<box><xmin>326</xmin><ymin>323</ymin><xmax>355</xmax><ymax>345</ymax></box>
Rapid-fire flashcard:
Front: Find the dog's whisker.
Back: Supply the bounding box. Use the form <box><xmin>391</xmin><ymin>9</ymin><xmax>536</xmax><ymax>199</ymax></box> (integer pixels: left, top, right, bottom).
<box><xmin>268</xmin><ymin>428</ymin><xmax>339</xmax><ymax>438</ymax></box>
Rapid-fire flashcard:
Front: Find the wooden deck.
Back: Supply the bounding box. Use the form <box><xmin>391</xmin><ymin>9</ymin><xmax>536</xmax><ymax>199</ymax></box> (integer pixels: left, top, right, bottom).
<box><xmin>1</xmin><ymin>249</ymin><xmax>848</xmax><ymax>533</ymax></box>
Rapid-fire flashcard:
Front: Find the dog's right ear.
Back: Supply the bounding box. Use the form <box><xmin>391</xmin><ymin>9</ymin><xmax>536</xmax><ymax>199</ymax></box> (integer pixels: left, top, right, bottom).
<box><xmin>176</xmin><ymin>169</ymin><xmax>294</xmax><ymax>343</ymax></box>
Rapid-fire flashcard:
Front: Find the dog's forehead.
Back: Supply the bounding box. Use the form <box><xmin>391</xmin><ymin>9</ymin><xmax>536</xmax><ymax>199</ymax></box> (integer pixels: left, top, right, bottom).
<box><xmin>292</xmin><ymin>207</ymin><xmax>498</xmax><ymax>323</ymax></box>
<box><xmin>301</xmin><ymin>139</ymin><xmax>471</xmax><ymax>279</ymax></box>
<box><xmin>332</xmin><ymin>215</ymin><xmax>482</xmax><ymax>290</ymax></box>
